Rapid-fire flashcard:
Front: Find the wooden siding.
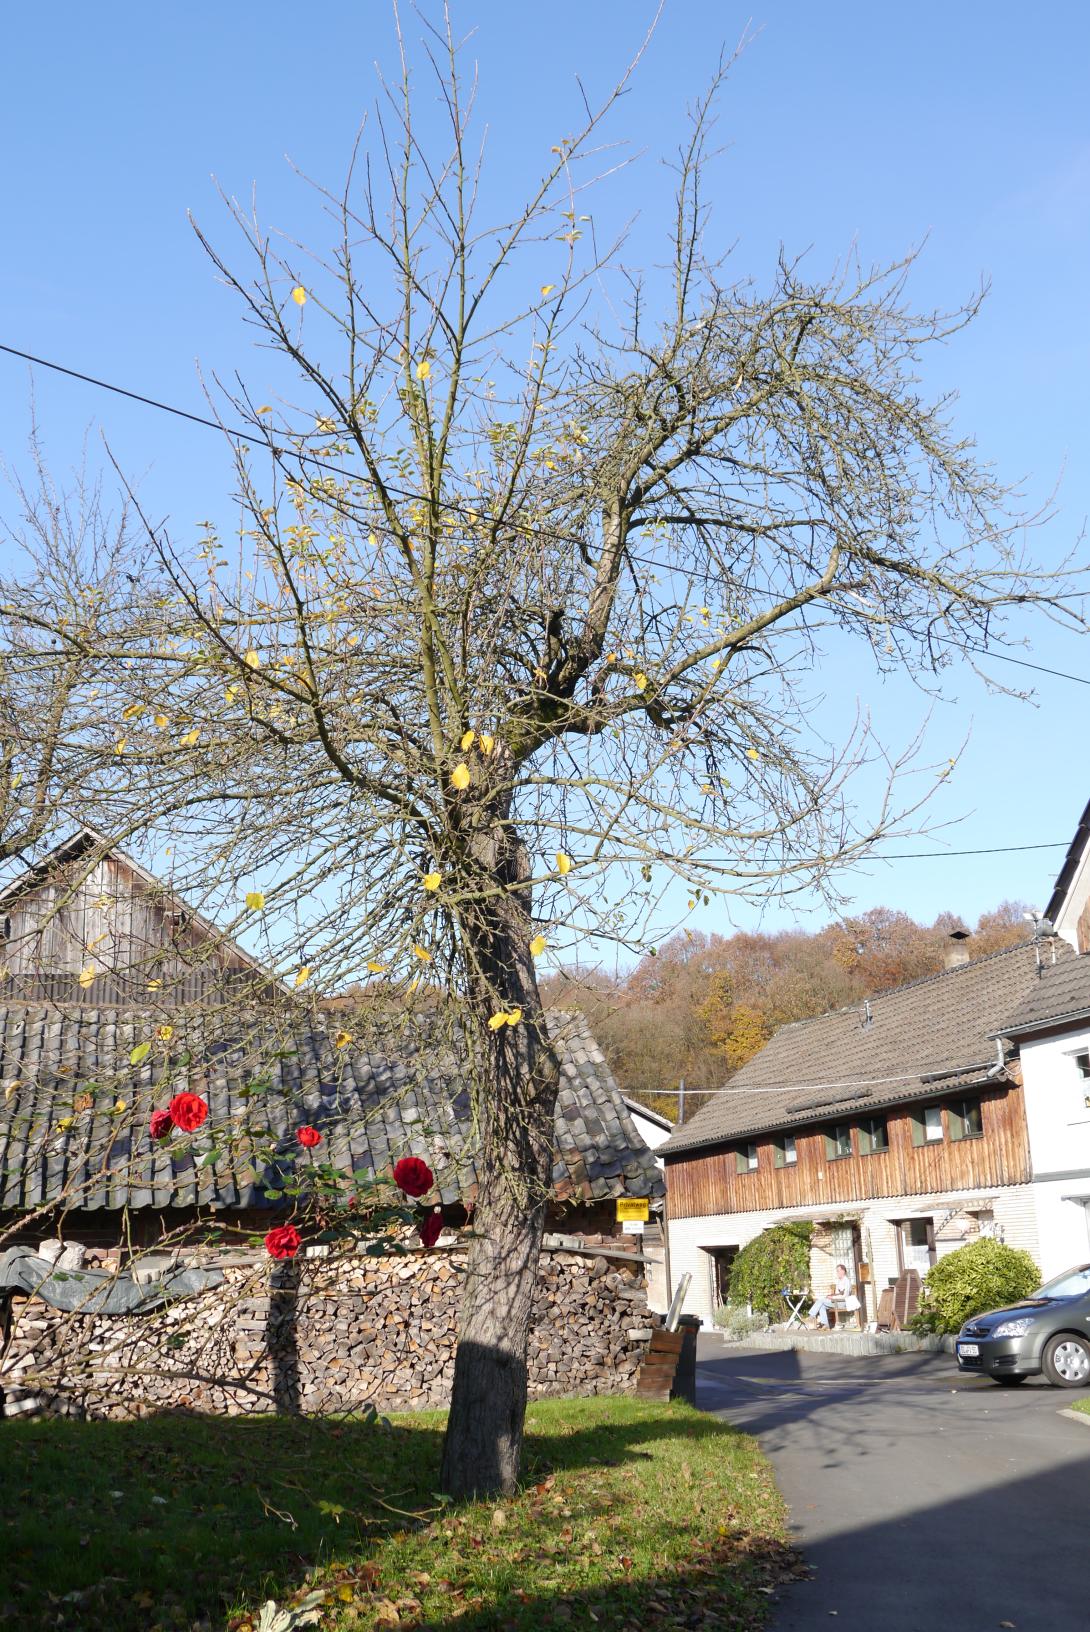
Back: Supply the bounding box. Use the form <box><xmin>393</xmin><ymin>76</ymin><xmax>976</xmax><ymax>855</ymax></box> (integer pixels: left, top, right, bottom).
<box><xmin>0</xmin><ymin>854</ymin><xmax>263</xmax><ymax>1005</ymax></box>
<box><xmin>666</xmin><ymin>1085</ymin><xmax>1031</xmax><ymax>1219</ymax></box>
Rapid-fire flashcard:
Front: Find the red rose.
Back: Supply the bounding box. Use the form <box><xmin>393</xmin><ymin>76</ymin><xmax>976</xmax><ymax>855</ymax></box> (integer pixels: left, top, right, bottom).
<box><xmin>265</xmin><ymin>1224</ymin><xmax>301</xmax><ymax>1260</ymax></box>
<box><xmin>418</xmin><ymin>1209</ymin><xmax>444</xmax><ymax>1248</ymax></box>
<box><xmin>169</xmin><ymin>1092</ymin><xmax>209</xmax><ymax>1132</ymax></box>
<box><xmin>149</xmin><ymin>1109</ymin><xmax>173</xmax><ymax>1141</ymax></box>
<box><xmin>393</xmin><ymin>1156</ymin><xmax>434</xmax><ymax>1197</ymax></box>
<box><xmin>296</xmin><ymin>1125</ymin><xmax>322</xmax><ymax>1148</ymax></box>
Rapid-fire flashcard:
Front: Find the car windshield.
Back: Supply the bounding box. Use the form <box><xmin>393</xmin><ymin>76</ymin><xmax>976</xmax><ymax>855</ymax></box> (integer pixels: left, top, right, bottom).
<box><xmin>1033</xmin><ymin>1264</ymin><xmax>1090</xmax><ymax>1299</ymax></box>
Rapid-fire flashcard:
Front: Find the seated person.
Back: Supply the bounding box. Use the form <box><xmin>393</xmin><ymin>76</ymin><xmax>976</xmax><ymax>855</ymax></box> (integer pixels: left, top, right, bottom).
<box><xmin>809</xmin><ymin>1264</ymin><xmax>861</xmax><ymax>1329</ymax></box>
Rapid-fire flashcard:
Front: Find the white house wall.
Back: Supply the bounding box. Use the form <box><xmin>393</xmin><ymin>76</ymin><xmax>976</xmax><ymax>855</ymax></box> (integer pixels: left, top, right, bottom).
<box><xmin>1019</xmin><ymin>1024</ymin><xmax>1090</xmax><ymax>1276</ymax></box>
<box><xmin>667</xmin><ymin>1183</ymin><xmax>1040</xmax><ymax>1326</ymax></box>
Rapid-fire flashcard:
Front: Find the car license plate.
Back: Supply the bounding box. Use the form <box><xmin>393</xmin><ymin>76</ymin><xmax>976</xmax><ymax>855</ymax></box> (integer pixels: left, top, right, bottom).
<box><xmin>958</xmin><ymin>1343</ymin><xmax>980</xmax><ymax>1357</ymax></box>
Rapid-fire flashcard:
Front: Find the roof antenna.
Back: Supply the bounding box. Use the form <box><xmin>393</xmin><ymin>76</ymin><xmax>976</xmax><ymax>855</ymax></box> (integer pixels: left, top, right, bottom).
<box><xmin>1024</xmin><ymin>909</ymin><xmax>1059</xmax><ymax>977</ymax></box>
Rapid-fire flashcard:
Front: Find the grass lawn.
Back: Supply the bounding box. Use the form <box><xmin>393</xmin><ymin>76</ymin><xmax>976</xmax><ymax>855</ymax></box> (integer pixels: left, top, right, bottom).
<box><xmin>0</xmin><ymin>1395</ymin><xmax>799</xmax><ymax>1632</ymax></box>
<box><xmin>1071</xmin><ymin>1397</ymin><xmax>1090</xmax><ymax>1418</ymax></box>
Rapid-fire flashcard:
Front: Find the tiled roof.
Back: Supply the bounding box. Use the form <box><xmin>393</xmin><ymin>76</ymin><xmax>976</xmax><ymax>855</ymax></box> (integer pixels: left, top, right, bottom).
<box><xmin>0</xmin><ymin>1007</ymin><xmax>662</xmax><ymax>1212</ymax></box>
<box><xmin>995</xmin><ymin>953</ymin><xmax>1090</xmax><ymax>1037</ymax></box>
<box><xmin>660</xmin><ymin>941</ymin><xmax>1062</xmax><ymax>1158</ymax></box>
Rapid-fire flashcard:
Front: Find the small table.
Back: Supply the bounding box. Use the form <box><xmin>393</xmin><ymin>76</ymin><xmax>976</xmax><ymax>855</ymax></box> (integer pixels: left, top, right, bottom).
<box><xmin>781</xmin><ymin>1288</ymin><xmax>809</xmax><ymax>1329</ymax></box>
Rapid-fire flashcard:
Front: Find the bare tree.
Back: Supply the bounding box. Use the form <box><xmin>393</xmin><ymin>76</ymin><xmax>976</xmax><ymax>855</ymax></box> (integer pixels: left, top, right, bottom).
<box><xmin>27</xmin><ymin>14</ymin><xmax>1079</xmax><ymax>1493</ymax></box>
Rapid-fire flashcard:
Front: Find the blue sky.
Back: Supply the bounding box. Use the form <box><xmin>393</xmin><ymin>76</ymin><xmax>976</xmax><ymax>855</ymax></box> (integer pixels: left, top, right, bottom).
<box><xmin>2</xmin><ymin>2</ymin><xmax>1088</xmax><ymax>944</ymax></box>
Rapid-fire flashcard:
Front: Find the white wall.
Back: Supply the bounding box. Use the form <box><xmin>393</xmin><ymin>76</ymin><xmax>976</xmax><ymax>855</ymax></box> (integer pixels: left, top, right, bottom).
<box><xmin>667</xmin><ymin>1184</ymin><xmax>1040</xmax><ymax>1326</ymax></box>
<box><xmin>1020</xmin><ymin>1024</ymin><xmax>1090</xmax><ymax>1275</ymax></box>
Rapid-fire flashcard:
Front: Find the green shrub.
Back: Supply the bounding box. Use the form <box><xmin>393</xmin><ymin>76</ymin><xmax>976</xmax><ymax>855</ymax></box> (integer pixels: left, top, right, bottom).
<box><xmin>911</xmin><ymin>1237</ymin><xmax>1039</xmax><ymax>1334</ymax></box>
<box><xmin>712</xmin><ymin>1305</ymin><xmax>771</xmax><ymax>1341</ymax></box>
<box><xmin>727</xmin><ymin>1223</ymin><xmax>813</xmax><ymax>1319</ymax></box>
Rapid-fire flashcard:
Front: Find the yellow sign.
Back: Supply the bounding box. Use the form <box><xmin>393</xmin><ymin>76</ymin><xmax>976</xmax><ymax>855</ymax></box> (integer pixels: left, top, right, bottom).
<box><xmin>616</xmin><ymin>1196</ymin><xmax>650</xmax><ymax>1223</ymax></box>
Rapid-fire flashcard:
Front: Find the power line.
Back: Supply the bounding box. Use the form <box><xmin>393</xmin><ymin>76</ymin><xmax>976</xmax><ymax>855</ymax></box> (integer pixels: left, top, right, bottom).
<box><xmin>584</xmin><ymin>840</ymin><xmax>1066</xmax><ymax>864</ymax></box>
<box><xmin>4</xmin><ymin>339</ymin><xmax>1088</xmax><ymax>692</ymax></box>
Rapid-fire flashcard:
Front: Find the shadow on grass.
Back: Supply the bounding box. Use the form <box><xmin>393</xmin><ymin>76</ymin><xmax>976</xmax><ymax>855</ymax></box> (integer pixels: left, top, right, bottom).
<box><xmin>0</xmin><ymin>1398</ymin><xmax>774</xmax><ymax>1632</ymax></box>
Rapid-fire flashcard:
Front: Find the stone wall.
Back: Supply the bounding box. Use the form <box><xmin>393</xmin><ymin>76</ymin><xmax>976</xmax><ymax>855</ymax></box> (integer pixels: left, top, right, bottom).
<box><xmin>0</xmin><ymin>1241</ymin><xmax>658</xmax><ymax>1420</ymax></box>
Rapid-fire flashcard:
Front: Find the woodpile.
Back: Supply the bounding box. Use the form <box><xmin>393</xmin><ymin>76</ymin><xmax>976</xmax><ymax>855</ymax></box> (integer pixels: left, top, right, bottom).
<box><xmin>0</xmin><ymin>1243</ymin><xmax>660</xmax><ymax>1420</ymax></box>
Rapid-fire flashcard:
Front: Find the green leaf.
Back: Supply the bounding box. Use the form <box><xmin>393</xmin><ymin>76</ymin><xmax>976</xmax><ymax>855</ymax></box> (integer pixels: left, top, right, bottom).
<box><xmin>129</xmin><ymin>1042</ymin><xmax>152</xmax><ymax>1066</ymax></box>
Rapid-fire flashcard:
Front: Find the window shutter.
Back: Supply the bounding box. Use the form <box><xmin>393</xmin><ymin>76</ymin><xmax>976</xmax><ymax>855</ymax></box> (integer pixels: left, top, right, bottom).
<box><xmin>824</xmin><ymin>1131</ymin><xmax>837</xmax><ymax>1160</ymax></box>
<box><xmin>949</xmin><ymin>1104</ymin><xmax>964</xmax><ymax>1142</ymax></box>
<box><xmin>735</xmin><ymin>1147</ymin><xmax>747</xmax><ymax>1174</ymax></box>
<box><xmin>910</xmin><ymin>1111</ymin><xmax>925</xmax><ymax>1147</ymax></box>
<box><xmin>773</xmin><ymin>1141</ymin><xmax>785</xmax><ymax>1169</ymax></box>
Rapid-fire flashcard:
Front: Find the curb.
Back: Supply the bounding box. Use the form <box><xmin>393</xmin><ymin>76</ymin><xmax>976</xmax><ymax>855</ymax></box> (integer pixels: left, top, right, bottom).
<box><xmin>1057</xmin><ymin>1405</ymin><xmax>1090</xmax><ymax>1427</ymax></box>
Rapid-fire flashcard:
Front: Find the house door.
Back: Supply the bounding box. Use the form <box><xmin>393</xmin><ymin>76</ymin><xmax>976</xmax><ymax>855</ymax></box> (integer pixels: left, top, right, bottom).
<box><xmin>708</xmin><ymin>1246</ymin><xmax>739</xmax><ymax>1308</ymax></box>
<box><xmin>827</xmin><ymin>1222</ymin><xmax>866</xmax><ymax>1315</ymax></box>
<box><xmin>899</xmin><ymin>1218</ymin><xmax>935</xmax><ymax>1277</ymax></box>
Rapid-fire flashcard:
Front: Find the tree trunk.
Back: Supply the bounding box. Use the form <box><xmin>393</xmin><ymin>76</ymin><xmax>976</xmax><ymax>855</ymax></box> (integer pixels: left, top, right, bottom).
<box><xmin>439</xmin><ymin>816</ymin><xmax>560</xmax><ymax>1498</ymax></box>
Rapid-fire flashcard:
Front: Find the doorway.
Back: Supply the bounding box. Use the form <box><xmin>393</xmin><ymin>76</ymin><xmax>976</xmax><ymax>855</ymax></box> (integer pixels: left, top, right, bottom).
<box><xmin>898</xmin><ymin>1217</ymin><xmax>935</xmax><ymax>1276</ymax></box>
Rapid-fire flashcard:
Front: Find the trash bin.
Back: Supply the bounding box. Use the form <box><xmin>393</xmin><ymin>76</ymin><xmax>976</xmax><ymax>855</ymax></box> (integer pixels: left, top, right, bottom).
<box><xmin>671</xmin><ymin>1313</ymin><xmax>703</xmax><ymax>1405</ymax></box>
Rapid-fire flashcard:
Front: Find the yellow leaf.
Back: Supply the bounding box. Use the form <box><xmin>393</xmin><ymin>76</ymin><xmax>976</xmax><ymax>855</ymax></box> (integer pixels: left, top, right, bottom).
<box><xmin>146</xmin><ymin>979</ymin><xmax>163</xmax><ymax>991</ymax></box>
<box><xmin>634</xmin><ymin>672</ymin><xmax>648</xmax><ymax>692</ymax></box>
<box><xmin>333</xmin><ymin>1029</ymin><xmax>353</xmax><ymax>1049</ymax></box>
<box><xmin>505</xmin><ymin>1007</ymin><xmax>523</xmax><ymax>1027</ymax></box>
<box><xmin>366</xmin><ymin>960</ymin><xmax>386</xmax><ymax>974</ymax></box>
<box><xmin>156</xmin><ymin>1025</ymin><xmax>173</xmax><ymax>1042</ymax></box>
<box><xmin>450</xmin><ymin>762</ymin><xmax>471</xmax><ymax>791</ymax></box>
<box><xmin>555</xmin><ymin>851</ymin><xmax>572</xmax><ymax>876</ymax></box>
<box><xmin>541</xmin><ymin>284</ymin><xmax>555</xmax><ymax>297</ymax></box>
<box><xmin>4</xmin><ymin>1081</ymin><xmax>17</xmax><ymax>1102</ymax></box>
<box><xmin>87</xmin><ymin>932</ymin><xmax>107</xmax><ymax>950</ymax></box>
<box><xmin>114</xmin><ymin>738</ymin><xmax>127</xmax><ymax>755</ymax></box>
<box><xmin>57</xmin><ymin>1116</ymin><xmax>74</xmax><ymax>1132</ymax></box>
<box><xmin>179</xmin><ymin>728</ymin><xmax>200</xmax><ymax>748</ymax></box>
<box><xmin>460</xmin><ymin>729</ymin><xmax>476</xmax><ymax>751</ymax></box>
<box><xmin>245</xmin><ymin>890</ymin><xmax>266</xmax><ymax>912</ymax></box>
<box><xmin>605</xmin><ymin>652</ymin><xmax>617</xmax><ymax>663</ymax></box>
<box><xmin>291</xmin><ymin>285</ymin><xmax>307</xmax><ymax>306</ymax></box>
<box><xmin>130</xmin><ymin>1042</ymin><xmax>151</xmax><ymax>1066</ymax></box>
<box><xmin>113</xmin><ymin>1098</ymin><xmax>127</xmax><ymax>1114</ymax></box>
<box><xmin>256</xmin><ymin>405</ymin><xmax>273</xmax><ymax>415</ymax></box>
<box><xmin>488</xmin><ymin>1012</ymin><xmax>507</xmax><ymax>1031</ymax></box>
<box><xmin>368</xmin><ymin>531</ymin><xmax>378</xmax><ymax>547</ymax></box>
<box><xmin>244</xmin><ymin>649</ymin><xmax>261</xmax><ymax>669</ymax></box>
<box><xmin>154</xmin><ymin>713</ymin><xmax>169</xmax><ymax>728</ymax></box>
<box><xmin>529</xmin><ymin>934</ymin><xmax>547</xmax><ymax>958</ymax></box>
<box><xmin>122</xmin><ymin>702</ymin><xmax>144</xmax><ymax>720</ymax></box>
<box><xmin>710</xmin><ymin>658</ymin><xmax>722</xmax><ymax>671</ymax></box>
<box><xmin>294</xmin><ymin>966</ymin><xmax>311</xmax><ymax>987</ymax></box>
<box><xmin>478</xmin><ymin>733</ymin><xmax>494</xmax><ymax>755</ymax></box>
<box><xmin>413</xmin><ymin>945</ymin><xmax>432</xmax><ymax>963</ymax></box>
<box><xmin>78</xmin><ymin>965</ymin><xmax>96</xmax><ymax>989</ymax></box>
<box><xmin>423</xmin><ymin>871</ymin><xmax>441</xmax><ymax>892</ymax></box>
<box><xmin>416</xmin><ymin>358</ymin><xmax>431</xmax><ymax>380</ymax></box>
<box><xmin>746</xmin><ymin>747</ymin><xmax>759</xmax><ymax>761</ymax></box>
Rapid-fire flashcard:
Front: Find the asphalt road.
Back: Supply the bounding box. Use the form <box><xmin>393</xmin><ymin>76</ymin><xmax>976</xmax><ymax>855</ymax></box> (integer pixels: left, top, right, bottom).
<box><xmin>697</xmin><ymin>1335</ymin><xmax>1090</xmax><ymax>1632</ymax></box>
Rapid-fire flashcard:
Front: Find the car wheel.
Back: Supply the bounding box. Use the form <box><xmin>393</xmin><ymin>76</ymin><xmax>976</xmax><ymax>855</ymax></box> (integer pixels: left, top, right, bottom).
<box><xmin>1042</xmin><ymin>1333</ymin><xmax>1090</xmax><ymax>1388</ymax></box>
<box><xmin>993</xmin><ymin>1375</ymin><xmax>1028</xmax><ymax>1386</ymax></box>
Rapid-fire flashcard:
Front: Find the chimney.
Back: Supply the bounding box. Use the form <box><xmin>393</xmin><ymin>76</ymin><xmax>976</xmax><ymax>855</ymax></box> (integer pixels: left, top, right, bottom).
<box><xmin>945</xmin><ymin>926</ymin><xmax>971</xmax><ymax>970</ymax></box>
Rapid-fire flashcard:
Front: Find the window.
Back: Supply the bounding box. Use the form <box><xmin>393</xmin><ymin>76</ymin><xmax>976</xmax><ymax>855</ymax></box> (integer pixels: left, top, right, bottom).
<box><xmin>735</xmin><ymin>1142</ymin><xmax>759</xmax><ymax>1174</ymax></box>
<box><xmin>773</xmin><ymin>1133</ymin><xmax>798</xmax><ymax>1168</ymax></box>
<box><xmin>857</xmin><ymin>1115</ymin><xmax>889</xmax><ymax>1155</ymax></box>
<box><xmin>910</xmin><ymin>1104</ymin><xmax>945</xmax><ymax>1146</ymax></box>
<box><xmin>824</xmin><ymin>1123</ymin><xmax>852</xmax><ymax>1160</ymax></box>
<box><xmin>1071</xmin><ymin>1051</ymin><xmax>1090</xmax><ymax>1109</ymax></box>
<box><xmin>948</xmin><ymin>1099</ymin><xmax>983</xmax><ymax>1141</ymax></box>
